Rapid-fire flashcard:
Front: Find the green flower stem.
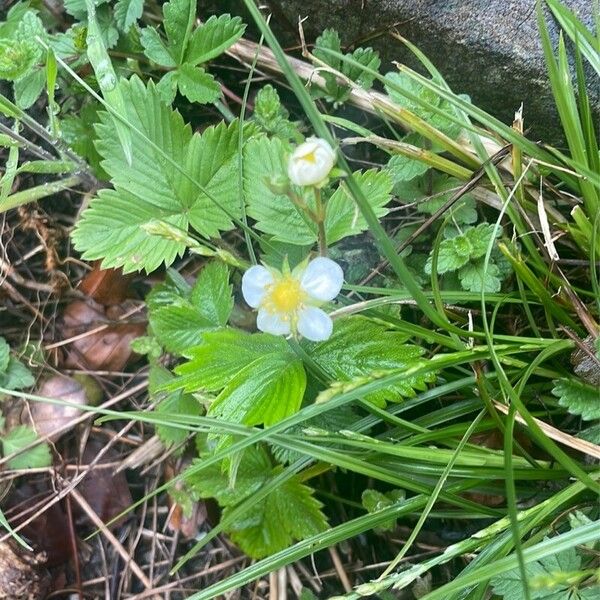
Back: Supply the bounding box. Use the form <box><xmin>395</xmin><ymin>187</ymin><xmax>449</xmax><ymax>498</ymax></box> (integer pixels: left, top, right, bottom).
<box><xmin>313</xmin><ymin>187</ymin><xmax>327</xmax><ymax>256</ymax></box>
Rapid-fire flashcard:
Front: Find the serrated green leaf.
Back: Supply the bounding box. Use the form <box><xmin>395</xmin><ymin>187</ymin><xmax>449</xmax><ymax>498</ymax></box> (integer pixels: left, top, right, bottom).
<box><xmin>2</xmin><ymin>426</ymin><xmax>52</xmax><ymax>470</ymax></box>
<box><xmin>186</xmin><ymin>14</ymin><xmax>246</xmax><ymax>66</ymax></box>
<box><xmin>189</xmin><ymin>261</ymin><xmax>233</xmax><ymax>327</ymax></box>
<box><xmin>253</xmin><ymin>85</ymin><xmax>301</xmax><ymax>141</ymax></box>
<box><xmin>149</xmin><ymin>366</ymin><xmax>200</xmax><ymax>447</ymax></box>
<box><xmin>72</xmin><ymin>187</ymin><xmax>188</xmax><ymax>273</ymax></box>
<box><xmin>325</xmin><ymin>169</ymin><xmax>393</xmax><ymax>243</ymax></box>
<box><xmin>181</xmin><ymin>119</ymin><xmax>244</xmax><ymax>237</ymax></box>
<box><xmin>244</xmin><ymin>136</ymin><xmax>315</xmax><ymax>245</ymax></box>
<box><xmin>173</xmin><ymin>329</ymin><xmax>306</xmax><ymax>427</ymax></box>
<box><xmin>187</xmin><ymin>446</ymin><xmax>327</xmax><ymax>558</ymax></box>
<box><xmin>0</xmin><ymin>39</ymin><xmax>38</xmax><ymax>81</ymax></box>
<box><xmin>244</xmin><ymin>137</ymin><xmax>392</xmax><ymax>246</ymax></box>
<box><xmin>426</xmin><ymin>223</ymin><xmax>502</xmax><ymax>276</ymax></box>
<box><xmin>147</xmin><ymin>262</ymin><xmax>232</xmax><ymax>353</ymax></box>
<box><xmin>73</xmin><ymin>78</ymin><xmax>244</xmax><ymax>271</ymax></box>
<box><xmin>226</xmin><ymin>467</ymin><xmax>327</xmax><ymax>558</ymax></box>
<box><xmin>552</xmin><ymin>378</ymin><xmax>600</xmax><ymax>421</ymax></box>
<box><xmin>188</xmin><ymin>445</ymin><xmax>271</xmax><ymax>506</ymax></box>
<box><xmin>385</xmin><ymin>71</ymin><xmax>461</xmax><ymax>136</ymax></box>
<box><xmin>347</xmin><ymin>46</ymin><xmax>381</xmax><ymax>90</ymax></box>
<box><xmin>459</xmin><ymin>259</ymin><xmax>502</xmax><ymax>293</ymax></box>
<box><xmin>0</xmin><ymin>358</ymin><xmax>35</xmax><ymax>391</ymax></box>
<box><xmin>313</xmin><ymin>29</ymin><xmax>380</xmax><ymax>103</ymax></box>
<box><xmin>210</xmin><ymin>353</ymin><xmax>306</xmax><ymax>427</ymax></box>
<box><xmin>306</xmin><ymin>317</ymin><xmax>434</xmax><ymax>407</ymax></box>
<box><xmin>491</xmin><ymin>541</ymin><xmax>581</xmax><ymax>600</ymax></box>
<box><xmin>163</xmin><ymin>0</ymin><xmax>195</xmax><ymax>65</ymax></box>
<box><xmin>114</xmin><ymin>0</ymin><xmax>144</xmax><ymax>32</ymax></box>
<box><xmin>254</xmin><ymin>84</ymin><xmax>283</xmax><ymax>123</ymax></box>
<box><xmin>140</xmin><ymin>27</ymin><xmax>176</xmax><ymax>67</ymax></box>
<box><xmin>176</xmin><ymin>63</ymin><xmax>220</xmax><ymax>104</ymax></box>
<box><xmin>155</xmin><ymin>70</ymin><xmax>179</xmax><ymax>104</ymax></box>
<box><xmin>174</xmin><ymin>329</ymin><xmax>288</xmax><ymax>391</ymax></box>
<box><xmin>386</xmin><ymin>152</ymin><xmax>429</xmax><ymax>183</ymax></box>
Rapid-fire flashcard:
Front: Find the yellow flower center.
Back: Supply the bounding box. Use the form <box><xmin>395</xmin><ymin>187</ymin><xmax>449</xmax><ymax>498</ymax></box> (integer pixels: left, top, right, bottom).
<box><xmin>298</xmin><ymin>149</ymin><xmax>317</xmax><ymax>164</ymax></box>
<box><xmin>264</xmin><ymin>276</ymin><xmax>306</xmax><ymax>314</ymax></box>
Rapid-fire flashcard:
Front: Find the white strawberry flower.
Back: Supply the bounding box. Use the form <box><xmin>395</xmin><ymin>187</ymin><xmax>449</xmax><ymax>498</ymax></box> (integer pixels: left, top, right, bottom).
<box><xmin>287</xmin><ymin>137</ymin><xmax>336</xmax><ymax>187</ymax></box>
<box><xmin>242</xmin><ymin>257</ymin><xmax>344</xmax><ymax>342</ymax></box>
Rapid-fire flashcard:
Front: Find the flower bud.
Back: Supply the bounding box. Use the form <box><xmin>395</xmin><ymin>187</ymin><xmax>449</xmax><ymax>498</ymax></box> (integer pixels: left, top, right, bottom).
<box><xmin>287</xmin><ymin>137</ymin><xmax>336</xmax><ymax>187</ymax></box>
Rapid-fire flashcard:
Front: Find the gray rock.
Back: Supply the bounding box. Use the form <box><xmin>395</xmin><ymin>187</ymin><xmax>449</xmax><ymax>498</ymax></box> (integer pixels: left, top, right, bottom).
<box><xmin>229</xmin><ymin>0</ymin><xmax>599</xmax><ymax>144</ymax></box>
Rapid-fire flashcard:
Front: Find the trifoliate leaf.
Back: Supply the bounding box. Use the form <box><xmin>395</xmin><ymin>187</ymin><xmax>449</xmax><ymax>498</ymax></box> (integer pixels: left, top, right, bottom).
<box><xmin>491</xmin><ymin>542</ymin><xmax>580</xmax><ymax>600</ymax></box>
<box><xmin>149</xmin><ymin>366</ymin><xmax>200</xmax><ymax>448</ymax></box>
<box><xmin>72</xmin><ymin>77</ymin><xmax>244</xmax><ymax>272</ymax></box>
<box><xmin>426</xmin><ymin>223</ymin><xmax>502</xmax><ymax>276</ymax></box>
<box><xmin>313</xmin><ymin>29</ymin><xmax>380</xmax><ymax>104</ymax></box>
<box><xmin>2</xmin><ymin>426</ymin><xmax>52</xmax><ymax>470</ymax></box>
<box><xmin>458</xmin><ymin>259</ymin><xmax>502</xmax><ymax>293</ymax></box>
<box><xmin>173</xmin><ymin>329</ymin><xmax>306</xmax><ymax>428</ymax></box>
<box><xmin>114</xmin><ymin>0</ymin><xmax>144</xmax><ymax>32</ymax></box>
<box><xmin>187</xmin><ymin>446</ymin><xmax>328</xmax><ymax>558</ymax></box>
<box><xmin>325</xmin><ymin>169</ymin><xmax>393</xmax><ymax>244</ymax></box>
<box><xmin>176</xmin><ymin>63</ymin><xmax>220</xmax><ymax>104</ymax></box>
<box><xmin>163</xmin><ymin>0</ymin><xmax>195</xmax><ymax>65</ymax></box>
<box><xmin>140</xmin><ymin>27</ymin><xmax>176</xmax><ymax>67</ymax></box>
<box><xmin>185</xmin><ymin>14</ymin><xmax>246</xmax><ymax>65</ymax></box>
<box><xmin>306</xmin><ymin>317</ymin><xmax>434</xmax><ymax>407</ymax></box>
<box><xmin>552</xmin><ymin>379</ymin><xmax>600</xmax><ymax>421</ymax></box>
<box><xmin>148</xmin><ymin>262</ymin><xmax>233</xmax><ymax>353</ymax></box>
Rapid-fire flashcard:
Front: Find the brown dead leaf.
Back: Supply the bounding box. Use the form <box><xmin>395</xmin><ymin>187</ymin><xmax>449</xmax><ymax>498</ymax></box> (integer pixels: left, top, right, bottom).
<box><xmin>61</xmin><ymin>299</ymin><xmax>145</xmax><ymax>371</ymax></box>
<box><xmin>78</xmin><ymin>262</ymin><xmax>134</xmax><ymax>306</ymax></box>
<box><xmin>74</xmin><ymin>438</ymin><xmax>133</xmax><ymax>529</ymax></box>
<box><xmin>28</xmin><ymin>376</ymin><xmax>87</xmax><ymax>443</ymax></box>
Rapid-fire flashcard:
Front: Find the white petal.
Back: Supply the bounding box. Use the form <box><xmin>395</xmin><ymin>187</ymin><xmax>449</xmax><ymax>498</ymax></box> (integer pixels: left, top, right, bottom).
<box><xmin>242</xmin><ymin>265</ymin><xmax>273</xmax><ymax>308</ymax></box>
<box><xmin>288</xmin><ymin>138</ymin><xmax>336</xmax><ymax>186</ymax></box>
<box><xmin>297</xmin><ymin>306</ymin><xmax>333</xmax><ymax>341</ymax></box>
<box><xmin>256</xmin><ymin>309</ymin><xmax>291</xmax><ymax>336</ymax></box>
<box><xmin>300</xmin><ymin>257</ymin><xmax>344</xmax><ymax>301</ymax></box>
